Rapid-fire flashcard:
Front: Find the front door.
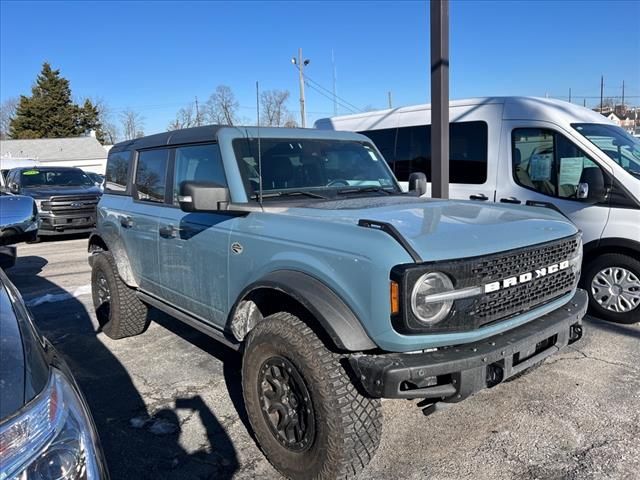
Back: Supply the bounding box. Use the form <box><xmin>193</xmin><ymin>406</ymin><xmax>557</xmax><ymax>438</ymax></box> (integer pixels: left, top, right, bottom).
<box><xmin>496</xmin><ymin>122</ymin><xmax>612</xmax><ymax>246</ymax></box>
<box><xmin>156</xmin><ymin>143</ymin><xmax>232</xmax><ymax>327</ymax></box>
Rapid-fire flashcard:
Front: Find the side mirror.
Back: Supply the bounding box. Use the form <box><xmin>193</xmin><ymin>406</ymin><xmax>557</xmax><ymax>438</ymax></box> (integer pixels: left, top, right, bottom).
<box><xmin>578</xmin><ymin>167</ymin><xmax>607</xmax><ymax>203</ymax></box>
<box><xmin>408</xmin><ymin>172</ymin><xmax>427</xmax><ymax>196</ymax></box>
<box><xmin>10</xmin><ymin>183</ymin><xmax>19</xmax><ymax>193</ymax></box>
<box><xmin>178</xmin><ymin>181</ymin><xmax>230</xmax><ymax>212</ymax></box>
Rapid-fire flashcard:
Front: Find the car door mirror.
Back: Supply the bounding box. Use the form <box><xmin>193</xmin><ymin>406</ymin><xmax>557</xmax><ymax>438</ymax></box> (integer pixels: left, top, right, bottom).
<box><xmin>178</xmin><ymin>181</ymin><xmax>230</xmax><ymax>212</ymax></box>
<box><xmin>577</xmin><ymin>167</ymin><xmax>607</xmax><ymax>203</ymax></box>
<box><xmin>9</xmin><ymin>183</ymin><xmax>19</xmax><ymax>194</ymax></box>
<box><xmin>408</xmin><ymin>172</ymin><xmax>427</xmax><ymax>196</ymax></box>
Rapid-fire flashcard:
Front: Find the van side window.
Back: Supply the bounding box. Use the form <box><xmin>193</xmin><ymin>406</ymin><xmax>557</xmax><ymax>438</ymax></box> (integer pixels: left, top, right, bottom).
<box><xmin>105</xmin><ymin>151</ymin><xmax>132</xmax><ymax>193</ymax></box>
<box><xmin>135</xmin><ymin>149</ymin><xmax>169</xmax><ymax>203</ymax></box>
<box><xmin>360</xmin><ymin>121</ymin><xmax>488</xmax><ymax>184</ymax></box>
<box><xmin>512</xmin><ymin>128</ymin><xmax>602</xmax><ymax>199</ymax></box>
<box><xmin>172</xmin><ymin>144</ymin><xmax>226</xmax><ymax>205</ymax></box>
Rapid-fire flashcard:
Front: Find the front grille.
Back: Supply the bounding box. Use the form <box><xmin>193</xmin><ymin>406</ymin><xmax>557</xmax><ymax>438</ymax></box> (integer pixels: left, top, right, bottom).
<box><xmin>468</xmin><ymin>235</ymin><xmax>581</xmax><ymax>326</ymax></box>
<box><xmin>42</xmin><ymin>195</ymin><xmax>99</xmax><ymax>215</ymax></box>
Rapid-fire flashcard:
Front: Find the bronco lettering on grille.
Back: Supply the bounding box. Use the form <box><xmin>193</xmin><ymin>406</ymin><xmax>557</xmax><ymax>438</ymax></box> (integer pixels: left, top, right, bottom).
<box><xmin>484</xmin><ymin>260</ymin><xmax>570</xmax><ymax>293</ymax></box>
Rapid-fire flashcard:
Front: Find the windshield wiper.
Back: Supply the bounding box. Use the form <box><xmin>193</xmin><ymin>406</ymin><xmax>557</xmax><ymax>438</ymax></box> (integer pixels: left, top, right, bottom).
<box><xmin>253</xmin><ymin>190</ymin><xmax>328</xmax><ymax>200</ymax></box>
<box><xmin>337</xmin><ymin>186</ymin><xmax>395</xmax><ymax>195</ymax></box>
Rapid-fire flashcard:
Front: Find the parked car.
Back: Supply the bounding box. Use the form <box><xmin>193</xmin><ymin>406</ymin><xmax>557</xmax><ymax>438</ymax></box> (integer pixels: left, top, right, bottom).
<box><xmin>0</xmin><ymin>268</ymin><xmax>108</xmax><ymax>479</ymax></box>
<box><xmin>317</xmin><ymin>96</ymin><xmax>640</xmax><ymax>324</ymax></box>
<box><xmin>85</xmin><ymin>172</ymin><xmax>105</xmax><ymax>191</ymax></box>
<box><xmin>0</xmin><ymin>173</ymin><xmax>38</xmax><ymax>269</ymax></box>
<box><xmin>88</xmin><ymin>125</ymin><xmax>587</xmax><ymax>479</ymax></box>
<box><xmin>3</xmin><ymin>166</ymin><xmax>101</xmax><ymax>237</ymax></box>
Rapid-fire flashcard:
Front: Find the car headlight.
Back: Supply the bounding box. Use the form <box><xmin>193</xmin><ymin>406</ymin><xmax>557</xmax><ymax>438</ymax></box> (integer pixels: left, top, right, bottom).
<box><xmin>411</xmin><ymin>272</ymin><xmax>454</xmax><ymax>324</ymax></box>
<box><xmin>0</xmin><ymin>369</ymin><xmax>103</xmax><ymax>480</ymax></box>
<box><xmin>33</xmin><ymin>199</ymin><xmax>50</xmax><ymax>212</ymax></box>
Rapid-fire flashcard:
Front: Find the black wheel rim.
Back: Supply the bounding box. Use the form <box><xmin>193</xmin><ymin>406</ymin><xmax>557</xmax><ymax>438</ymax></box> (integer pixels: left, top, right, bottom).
<box><xmin>258</xmin><ymin>356</ymin><xmax>315</xmax><ymax>452</ymax></box>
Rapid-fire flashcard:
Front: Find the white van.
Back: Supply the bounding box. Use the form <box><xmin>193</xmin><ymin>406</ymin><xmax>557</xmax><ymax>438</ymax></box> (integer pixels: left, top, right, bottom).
<box><xmin>316</xmin><ymin>97</ymin><xmax>640</xmax><ymax>324</ymax></box>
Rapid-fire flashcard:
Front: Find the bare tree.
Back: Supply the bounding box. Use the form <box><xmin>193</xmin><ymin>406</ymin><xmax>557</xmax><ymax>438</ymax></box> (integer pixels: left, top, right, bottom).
<box><xmin>283</xmin><ymin>115</ymin><xmax>298</xmax><ymax>128</ymax></box>
<box><xmin>0</xmin><ymin>97</ymin><xmax>19</xmax><ymax>139</ymax></box>
<box><xmin>204</xmin><ymin>85</ymin><xmax>238</xmax><ymax>125</ymax></box>
<box><xmin>120</xmin><ymin>108</ymin><xmax>145</xmax><ymax>140</ymax></box>
<box><xmin>84</xmin><ymin>97</ymin><xmax>118</xmax><ymax>144</ymax></box>
<box><xmin>167</xmin><ymin>102</ymin><xmax>199</xmax><ymax>131</ymax></box>
<box><xmin>260</xmin><ymin>89</ymin><xmax>291</xmax><ymax>127</ymax></box>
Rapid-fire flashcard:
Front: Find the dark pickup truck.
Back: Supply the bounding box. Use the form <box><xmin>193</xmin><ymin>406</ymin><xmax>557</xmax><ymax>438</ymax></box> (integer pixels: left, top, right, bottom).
<box><xmin>4</xmin><ymin>166</ymin><xmax>101</xmax><ymax>237</ymax></box>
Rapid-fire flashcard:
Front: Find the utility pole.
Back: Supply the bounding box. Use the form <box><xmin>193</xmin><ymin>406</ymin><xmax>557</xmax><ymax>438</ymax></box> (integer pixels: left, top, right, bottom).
<box><xmin>388</xmin><ymin>91</ymin><xmax>393</xmax><ymax>109</ymax></box>
<box><xmin>569</xmin><ymin>88</ymin><xmax>572</xmax><ymax>103</ymax></box>
<box><xmin>291</xmin><ymin>48</ymin><xmax>309</xmax><ymax>128</ymax></box>
<box><xmin>622</xmin><ymin>80</ymin><xmax>625</xmax><ymax>111</ymax></box>
<box><xmin>583</xmin><ymin>98</ymin><xmax>586</xmax><ymax>107</ymax></box>
<box><xmin>430</xmin><ymin>0</ymin><xmax>449</xmax><ymax>199</ymax></box>
<box><xmin>195</xmin><ymin>96</ymin><xmax>201</xmax><ymax>126</ymax></box>
<box><xmin>332</xmin><ymin>49</ymin><xmax>338</xmax><ymax>116</ymax></box>
<box><xmin>600</xmin><ymin>75</ymin><xmax>604</xmax><ymax>112</ymax></box>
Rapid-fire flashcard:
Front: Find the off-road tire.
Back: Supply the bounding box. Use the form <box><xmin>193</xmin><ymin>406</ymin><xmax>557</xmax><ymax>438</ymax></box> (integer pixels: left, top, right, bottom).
<box><xmin>582</xmin><ymin>253</ymin><xmax>640</xmax><ymax>324</ymax></box>
<box><xmin>91</xmin><ymin>252</ymin><xmax>149</xmax><ymax>339</ymax></box>
<box><xmin>242</xmin><ymin>312</ymin><xmax>382</xmax><ymax>480</ymax></box>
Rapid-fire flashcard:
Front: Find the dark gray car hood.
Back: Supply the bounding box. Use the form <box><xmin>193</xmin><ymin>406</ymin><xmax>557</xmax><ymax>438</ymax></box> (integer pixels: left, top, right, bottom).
<box><xmin>22</xmin><ymin>185</ymin><xmax>101</xmax><ymax>199</ymax></box>
<box><xmin>0</xmin><ymin>271</ymin><xmax>49</xmax><ymax>419</ymax></box>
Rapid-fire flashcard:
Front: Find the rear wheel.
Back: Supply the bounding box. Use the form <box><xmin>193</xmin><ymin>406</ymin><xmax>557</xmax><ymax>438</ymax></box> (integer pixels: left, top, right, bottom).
<box><xmin>582</xmin><ymin>253</ymin><xmax>640</xmax><ymax>324</ymax></box>
<box><xmin>242</xmin><ymin>312</ymin><xmax>382</xmax><ymax>480</ymax></box>
<box><xmin>91</xmin><ymin>252</ymin><xmax>149</xmax><ymax>339</ymax></box>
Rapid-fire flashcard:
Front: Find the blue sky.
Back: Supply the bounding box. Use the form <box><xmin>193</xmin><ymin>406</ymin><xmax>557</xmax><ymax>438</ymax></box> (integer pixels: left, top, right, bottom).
<box><xmin>1</xmin><ymin>0</ymin><xmax>639</xmax><ymax>137</ymax></box>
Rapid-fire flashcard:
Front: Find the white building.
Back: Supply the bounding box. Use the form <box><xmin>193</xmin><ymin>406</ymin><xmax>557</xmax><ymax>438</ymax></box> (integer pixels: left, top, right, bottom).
<box><xmin>0</xmin><ymin>134</ymin><xmax>108</xmax><ymax>174</ymax></box>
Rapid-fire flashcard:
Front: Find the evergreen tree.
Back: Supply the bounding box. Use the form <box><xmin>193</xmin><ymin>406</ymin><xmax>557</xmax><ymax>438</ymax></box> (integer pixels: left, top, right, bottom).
<box><xmin>9</xmin><ymin>62</ymin><xmax>105</xmax><ymax>141</ymax></box>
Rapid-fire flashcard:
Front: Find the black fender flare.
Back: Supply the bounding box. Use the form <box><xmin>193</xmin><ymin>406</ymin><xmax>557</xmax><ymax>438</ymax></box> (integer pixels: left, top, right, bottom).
<box><xmin>583</xmin><ymin>237</ymin><xmax>640</xmax><ymax>262</ymax></box>
<box><xmin>231</xmin><ymin>270</ymin><xmax>377</xmax><ymax>352</ymax></box>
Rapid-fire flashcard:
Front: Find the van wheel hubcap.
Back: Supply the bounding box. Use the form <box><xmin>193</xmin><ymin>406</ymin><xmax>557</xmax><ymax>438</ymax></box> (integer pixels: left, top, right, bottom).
<box><xmin>258</xmin><ymin>357</ymin><xmax>315</xmax><ymax>452</ymax></box>
<box><xmin>591</xmin><ymin>267</ymin><xmax>640</xmax><ymax>313</ymax></box>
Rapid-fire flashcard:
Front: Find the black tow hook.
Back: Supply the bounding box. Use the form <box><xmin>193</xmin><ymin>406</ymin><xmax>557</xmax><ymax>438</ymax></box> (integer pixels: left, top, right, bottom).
<box><xmin>486</xmin><ymin>363</ymin><xmax>504</xmax><ymax>388</ymax></box>
<box><xmin>569</xmin><ymin>324</ymin><xmax>583</xmax><ymax>344</ymax></box>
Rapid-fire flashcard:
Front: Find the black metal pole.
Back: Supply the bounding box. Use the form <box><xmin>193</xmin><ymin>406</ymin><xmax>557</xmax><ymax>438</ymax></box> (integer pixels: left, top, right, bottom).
<box><xmin>430</xmin><ymin>0</ymin><xmax>449</xmax><ymax>199</ymax></box>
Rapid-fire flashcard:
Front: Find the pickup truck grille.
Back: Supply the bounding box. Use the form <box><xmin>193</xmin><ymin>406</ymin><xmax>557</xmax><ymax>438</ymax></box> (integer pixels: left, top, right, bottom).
<box><xmin>469</xmin><ymin>235</ymin><xmax>581</xmax><ymax>326</ymax></box>
<box><xmin>42</xmin><ymin>195</ymin><xmax>99</xmax><ymax>215</ymax></box>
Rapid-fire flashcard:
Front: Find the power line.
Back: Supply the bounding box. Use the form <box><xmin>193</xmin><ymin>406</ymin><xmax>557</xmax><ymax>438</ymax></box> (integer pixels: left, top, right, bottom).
<box><xmin>304</xmin><ymin>81</ymin><xmax>358</xmax><ymax>114</ymax></box>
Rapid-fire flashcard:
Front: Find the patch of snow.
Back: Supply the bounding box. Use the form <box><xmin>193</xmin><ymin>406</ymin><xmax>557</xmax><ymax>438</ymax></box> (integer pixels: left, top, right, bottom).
<box><xmin>25</xmin><ymin>284</ymin><xmax>92</xmax><ymax>307</ymax></box>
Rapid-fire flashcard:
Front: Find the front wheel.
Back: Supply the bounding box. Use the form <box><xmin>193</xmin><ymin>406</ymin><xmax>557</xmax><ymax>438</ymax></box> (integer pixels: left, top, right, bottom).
<box><xmin>242</xmin><ymin>312</ymin><xmax>382</xmax><ymax>480</ymax></box>
<box><xmin>582</xmin><ymin>253</ymin><xmax>640</xmax><ymax>324</ymax></box>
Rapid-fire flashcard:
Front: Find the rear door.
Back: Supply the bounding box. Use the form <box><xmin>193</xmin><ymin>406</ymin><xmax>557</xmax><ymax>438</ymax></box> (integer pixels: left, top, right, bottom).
<box><xmin>496</xmin><ymin>121</ymin><xmax>612</xmax><ymax>245</ymax></box>
<box><xmin>156</xmin><ymin>143</ymin><xmax>233</xmax><ymax>327</ymax></box>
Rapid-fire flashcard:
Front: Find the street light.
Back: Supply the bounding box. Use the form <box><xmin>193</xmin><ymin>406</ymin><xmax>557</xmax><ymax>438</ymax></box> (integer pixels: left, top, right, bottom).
<box><xmin>292</xmin><ymin>49</ymin><xmax>310</xmax><ymax>127</ymax></box>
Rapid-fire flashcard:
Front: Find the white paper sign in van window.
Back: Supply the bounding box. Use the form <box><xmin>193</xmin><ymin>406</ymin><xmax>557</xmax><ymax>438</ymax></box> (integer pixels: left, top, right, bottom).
<box><xmin>559</xmin><ymin>157</ymin><xmax>584</xmax><ymax>186</ymax></box>
<box><xmin>529</xmin><ymin>153</ymin><xmax>553</xmax><ymax>181</ymax></box>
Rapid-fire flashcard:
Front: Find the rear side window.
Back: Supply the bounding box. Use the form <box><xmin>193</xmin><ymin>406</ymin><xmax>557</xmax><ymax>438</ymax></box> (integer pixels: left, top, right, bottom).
<box><xmin>135</xmin><ymin>149</ymin><xmax>169</xmax><ymax>203</ymax></box>
<box><xmin>105</xmin><ymin>151</ymin><xmax>132</xmax><ymax>193</ymax></box>
<box><xmin>172</xmin><ymin>144</ymin><xmax>226</xmax><ymax>204</ymax></box>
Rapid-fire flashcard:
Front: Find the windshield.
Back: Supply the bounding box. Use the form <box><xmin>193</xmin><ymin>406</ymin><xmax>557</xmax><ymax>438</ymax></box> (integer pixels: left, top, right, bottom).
<box><xmin>232</xmin><ymin>137</ymin><xmax>399</xmax><ymax>199</ymax></box>
<box><xmin>20</xmin><ymin>168</ymin><xmax>95</xmax><ymax>187</ymax></box>
<box><xmin>572</xmin><ymin>123</ymin><xmax>640</xmax><ymax>178</ymax></box>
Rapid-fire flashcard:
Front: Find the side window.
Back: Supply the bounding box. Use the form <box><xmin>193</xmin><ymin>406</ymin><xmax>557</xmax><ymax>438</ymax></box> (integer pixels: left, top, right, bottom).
<box><xmin>512</xmin><ymin>128</ymin><xmax>601</xmax><ymax>199</ymax></box>
<box><xmin>105</xmin><ymin>150</ymin><xmax>131</xmax><ymax>193</ymax></box>
<box><xmin>384</xmin><ymin>121</ymin><xmax>488</xmax><ymax>183</ymax></box>
<box><xmin>172</xmin><ymin>144</ymin><xmax>226</xmax><ymax>204</ymax></box>
<box><xmin>135</xmin><ymin>149</ymin><xmax>168</xmax><ymax>203</ymax></box>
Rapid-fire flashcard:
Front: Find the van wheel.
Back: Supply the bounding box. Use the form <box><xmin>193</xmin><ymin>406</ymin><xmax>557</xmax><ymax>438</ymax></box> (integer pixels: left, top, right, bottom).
<box><xmin>582</xmin><ymin>253</ymin><xmax>640</xmax><ymax>324</ymax></box>
<box><xmin>91</xmin><ymin>252</ymin><xmax>150</xmax><ymax>339</ymax></box>
<box><xmin>242</xmin><ymin>312</ymin><xmax>382</xmax><ymax>480</ymax></box>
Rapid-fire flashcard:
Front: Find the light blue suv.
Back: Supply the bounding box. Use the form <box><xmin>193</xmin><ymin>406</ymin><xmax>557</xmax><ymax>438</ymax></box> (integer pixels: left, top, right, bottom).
<box><xmin>89</xmin><ymin>126</ymin><xmax>587</xmax><ymax>480</ymax></box>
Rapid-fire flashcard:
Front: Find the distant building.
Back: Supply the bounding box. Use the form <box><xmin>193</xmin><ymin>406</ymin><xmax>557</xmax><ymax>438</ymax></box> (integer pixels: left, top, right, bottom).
<box><xmin>0</xmin><ymin>134</ymin><xmax>107</xmax><ymax>174</ymax></box>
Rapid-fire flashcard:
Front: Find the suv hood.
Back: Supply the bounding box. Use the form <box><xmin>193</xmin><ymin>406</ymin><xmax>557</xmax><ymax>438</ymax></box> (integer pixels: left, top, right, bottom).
<box><xmin>22</xmin><ymin>185</ymin><xmax>101</xmax><ymax>199</ymax></box>
<box><xmin>279</xmin><ymin>197</ymin><xmax>578</xmax><ymax>261</ymax></box>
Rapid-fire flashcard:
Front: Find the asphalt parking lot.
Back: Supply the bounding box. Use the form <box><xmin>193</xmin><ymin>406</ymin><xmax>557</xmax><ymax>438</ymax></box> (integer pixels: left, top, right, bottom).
<box><xmin>6</xmin><ymin>236</ymin><xmax>640</xmax><ymax>480</ymax></box>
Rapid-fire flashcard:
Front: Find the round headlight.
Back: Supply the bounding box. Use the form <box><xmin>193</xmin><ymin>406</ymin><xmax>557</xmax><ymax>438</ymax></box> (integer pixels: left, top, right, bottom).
<box><xmin>411</xmin><ymin>272</ymin><xmax>454</xmax><ymax>324</ymax></box>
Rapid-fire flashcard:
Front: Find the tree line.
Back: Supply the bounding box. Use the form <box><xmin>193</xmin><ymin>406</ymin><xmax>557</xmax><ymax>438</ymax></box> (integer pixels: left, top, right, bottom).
<box><xmin>1</xmin><ymin>62</ymin><xmax>298</xmax><ymax>144</ymax></box>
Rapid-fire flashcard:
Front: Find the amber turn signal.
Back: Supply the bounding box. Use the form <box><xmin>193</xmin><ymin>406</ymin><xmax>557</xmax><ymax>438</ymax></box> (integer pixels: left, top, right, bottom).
<box><xmin>390</xmin><ymin>281</ymin><xmax>400</xmax><ymax>315</ymax></box>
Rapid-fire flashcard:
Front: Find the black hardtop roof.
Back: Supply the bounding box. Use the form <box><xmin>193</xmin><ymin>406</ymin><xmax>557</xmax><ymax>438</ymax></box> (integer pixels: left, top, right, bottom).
<box><xmin>110</xmin><ymin>125</ymin><xmax>224</xmax><ymax>153</ymax></box>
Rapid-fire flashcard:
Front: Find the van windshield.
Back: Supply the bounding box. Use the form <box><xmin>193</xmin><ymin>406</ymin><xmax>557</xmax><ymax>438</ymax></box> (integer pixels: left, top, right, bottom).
<box><xmin>20</xmin><ymin>168</ymin><xmax>95</xmax><ymax>187</ymax></box>
<box><xmin>232</xmin><ymin>138</ymin><xmax>400</xmax><ymax>199</ymax></box>
<box><xmin>572</xmin><ymin>123</ymin><xmax>640</xmax><ymax>178</ymax></box>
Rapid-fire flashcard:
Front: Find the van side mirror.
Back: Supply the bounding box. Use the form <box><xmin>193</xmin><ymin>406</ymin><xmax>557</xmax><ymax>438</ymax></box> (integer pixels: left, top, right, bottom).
<box><xmin>178</xmin><ymin>181</ymin><xmax>230</xmax><ymax>212</ymax></box>
<box><xmin>408</xmin><ymin>172</ymin><xmax>427</xmax><ymax>196</ymax></box>
<box><xmin>577</xmin><ymin>167</ymin><xmax>607</xmax><ymax>203</ymax></box>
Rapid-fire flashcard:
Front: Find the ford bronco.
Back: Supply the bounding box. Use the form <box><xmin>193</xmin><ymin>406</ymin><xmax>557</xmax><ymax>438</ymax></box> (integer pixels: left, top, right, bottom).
<box><xmin>88</xmin><ymin>126</ymin><xmax>587</xmax><ymax>479</ymax></box>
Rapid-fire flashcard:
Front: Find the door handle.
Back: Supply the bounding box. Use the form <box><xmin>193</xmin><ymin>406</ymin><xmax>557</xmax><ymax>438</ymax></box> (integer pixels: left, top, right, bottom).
<box><xmin>500</xmin><ymin>197</ymin><xmax>521</xmax><ymax>204</ymax></box>
<box><xmin>469</xmin><ymin>193</ymin><xmax>488</xmax><ymax>201</ymax></box>
<box><xmin>159</xmin><ymin>224</ymin><xmax>179</xmax><ymax>238</ymax></box>
<box><xmin>120</xmin><ymin>216</ymin><xmax>133</xmax><ymax>228</ymax></box>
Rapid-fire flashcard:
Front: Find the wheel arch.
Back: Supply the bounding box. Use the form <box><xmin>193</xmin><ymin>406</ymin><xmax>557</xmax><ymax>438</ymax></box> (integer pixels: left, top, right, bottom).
<box><xmin>88</xmin><ymin>232</ymin><xmax>139</xmax><ymax>288</ymax></box>
<box><xmin>583</xmin><ymin>237</ymin><xmax>640</xmax><ymax>266</ymax></box>
<box><xmin>228</xmin><ymin>270</ymin><xmax>377</xmax><ymax>352</ymax></box>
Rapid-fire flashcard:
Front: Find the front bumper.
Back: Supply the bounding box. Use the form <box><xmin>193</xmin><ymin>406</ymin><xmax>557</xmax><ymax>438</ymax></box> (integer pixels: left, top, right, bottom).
<box><xmin>350</xmin><ymin>289</ymin><xmax>588</xmax><ymax>401</ymax></box>
<box><xmin>38</xmin><ymin>211</ymin><xmax>96</xmax><ymax>235</ymax></box>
